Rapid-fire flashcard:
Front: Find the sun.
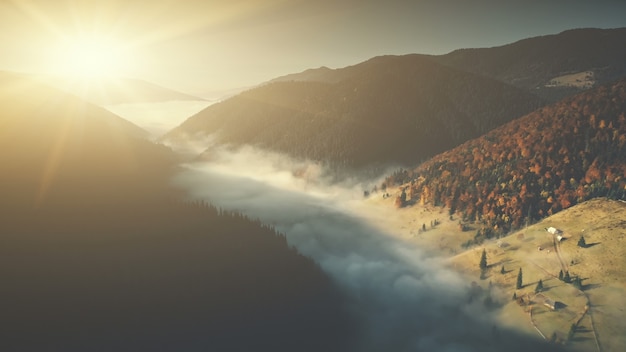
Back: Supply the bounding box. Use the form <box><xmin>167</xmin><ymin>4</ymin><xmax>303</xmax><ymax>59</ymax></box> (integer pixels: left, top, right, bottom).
<box><xmin>48</xmin><ymin>34</ymin><xmax>134</xmax><ymax>80</ymax></box>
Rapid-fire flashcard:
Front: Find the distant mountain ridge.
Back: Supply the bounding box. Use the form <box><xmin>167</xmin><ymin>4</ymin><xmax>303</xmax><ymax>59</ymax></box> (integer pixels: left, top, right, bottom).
<box><xmin>434</xmin><ymin>27</ymin><xmax>626</xmax><ymax>102</ymax></box>
<box><xmin>165</xmin><ymin>54</ymin><xmax>543</xmax><ymax>170</ymax></box>
<box><xmin>270</xmin><ymin>66</ymin><xmax>340</xmax><ymax>84</ymax></box>
<box><xmin>37</xmin><ymin>75</ymin><xmax>205</xmax><ymax>105</ymax></box>
<box><xmin>269</xmin><ymin>28</ymin><xmax>626</xmax><ymax>103</ymax></box>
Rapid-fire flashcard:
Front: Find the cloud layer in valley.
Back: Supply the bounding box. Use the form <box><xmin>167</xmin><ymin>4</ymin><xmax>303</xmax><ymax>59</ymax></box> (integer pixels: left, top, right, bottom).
<box><xmin>172</xmin><ymin>146</ymin><xmax>558</xmax><ymax>351</ymax></box>
<box><xmin>104</xmin><ymin>100</ymin><xmax>214</xmax><ymax>137</ymax></box>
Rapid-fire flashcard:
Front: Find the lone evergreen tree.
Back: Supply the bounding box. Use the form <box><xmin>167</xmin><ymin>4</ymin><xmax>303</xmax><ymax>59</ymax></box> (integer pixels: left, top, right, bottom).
<box><xmin>535</xmin><ymin>279</ymin><xmax>544</xmax><ymax>293</ymax></box>
<box><xmin>516</xmin><ymin>268</ymin><xmax>523</xmax><ymax>289</ymax></box>
<box><xmin>500</xmin><ymin>265</ymin><xmax>505</xmax><ymax>274</ymax></box>
<box><xmin>479</xmin><ymin>249</ymin><xmax>488</xmax><ymax>270</ymax></box>
<box><xmin>558</xmin><ymin>269</ymin><xmax>564</xmax><ymax>281</ymax></box>
<box><xmin>578</xmin><ymin>235</ymin><xmax>587</xmax><ymax>248</ymax></box>
<box><xmin>563</xmin><ymin>271</ymin><xmax>571</xmax><ymax>283</ymax></box>
<box><xmin>572</xmin><ymin>276</ymin><xmax>583</xmax><ymax>290</ymax></box>
<box><xmin>568</xmin><ymin>324</ymin><xmax>576</xmax><ymax>340</ymax></box>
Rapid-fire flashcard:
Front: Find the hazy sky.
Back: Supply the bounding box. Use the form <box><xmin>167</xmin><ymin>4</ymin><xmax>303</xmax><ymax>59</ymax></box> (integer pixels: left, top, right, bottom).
<box><xmin>2</xmin><ymin>0</ymin><xmax>626</xmax><ymax>95</ymax></box>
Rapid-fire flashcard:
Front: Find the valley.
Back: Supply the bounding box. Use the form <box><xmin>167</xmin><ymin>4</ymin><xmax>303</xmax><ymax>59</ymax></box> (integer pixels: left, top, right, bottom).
<box><xmin>1</xmin><ymin>10</ymin><xmax>625</xmax><ymax>350</ymax></box>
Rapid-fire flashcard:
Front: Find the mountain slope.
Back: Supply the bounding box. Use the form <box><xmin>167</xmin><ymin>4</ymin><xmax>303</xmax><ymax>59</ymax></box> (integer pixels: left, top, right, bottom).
<box><xmin>165</xmin><ymin>55</ymin><xmax>543</xmax><ymax>170</ymax></box>
<box><xmin>385</xmin><ymin>78</ymin><xmax>626</xmax><ymax>234</ymax></box>
<box><xmin>0</xmin><ymin>72</ymin><xmax>355</xmax><ymax>351</ymax></box>
<box><xmin>0</xmin><ymin>71</ymin><xmax>175</xmax><ymax>210</ymax></box>
<box><xmin>434</xmin><ymin>27</ymin><xmax>626</xmax><ymax>102</ymax></box>
<box><xmin>445</xmin><ymin>197</ymin><xmax>626</xmax><ymax>351</ymax></box>
<box><xmin>0</xmin><ymin>202</ymin><xmax>354</xmax><ymax>352</ymax></box>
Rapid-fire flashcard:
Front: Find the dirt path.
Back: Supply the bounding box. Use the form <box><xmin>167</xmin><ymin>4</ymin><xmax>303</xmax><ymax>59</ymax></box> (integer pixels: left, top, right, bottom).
<box><xmin>554</xmin><ymin>233</ymin><xmax>601</xmax><ymax>351</ymax></box>
<box><xmin>582</xmin><ymin>291</ymin><xmax>602</xmax><ymax>352</ymax></box>
<box><xmin>529</xmin><ymin>306</ymin><xmax>547</xmax><ymax>340</ymax></box>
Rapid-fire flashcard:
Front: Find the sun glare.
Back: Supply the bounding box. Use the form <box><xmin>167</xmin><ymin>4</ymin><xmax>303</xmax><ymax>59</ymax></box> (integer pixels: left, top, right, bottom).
<box><xmin>48</xmin><ymin>34</ymin><xmax>133</xmax><ymax>80</ymax></box>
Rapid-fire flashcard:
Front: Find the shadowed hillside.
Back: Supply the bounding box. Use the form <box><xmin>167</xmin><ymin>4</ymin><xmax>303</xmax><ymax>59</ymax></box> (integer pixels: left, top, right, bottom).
<box><xmin>165</xmin><ymin>55</ymin><xmax>543</xmax><ymax>170</ymax></box>
<box><xmin>0</xmin><ymin>72</ymin><xmax>355</xmax><ymax>351</ymax></box>
<box><xmin>0</xmin><ymin>202</ymin><xmax>354</xmax><ymax>352</ymax></box>
<box><xmin>384</xmin><ymin>78</ymin><xmax>626</xmax><ymax>237</ymax></box>
<box><xmin>435</xmin><ymin>28</ymin><xmax>626</xmax><ymax>102</ymax></box>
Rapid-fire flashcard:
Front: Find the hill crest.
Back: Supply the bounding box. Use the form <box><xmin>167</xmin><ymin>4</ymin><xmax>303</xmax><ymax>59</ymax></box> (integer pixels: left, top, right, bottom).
<box><xmin>435</xmin><ymin>27</ymin><xmax>626</xmax><ymax>101</ymax></box>
<box><xmin>164</xmin><ymin>54</ymin><xmax>543</xmax><ymax>170</ymax></box>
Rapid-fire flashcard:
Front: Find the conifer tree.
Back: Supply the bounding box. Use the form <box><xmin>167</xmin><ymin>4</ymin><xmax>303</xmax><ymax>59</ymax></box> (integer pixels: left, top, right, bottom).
<box><xmin>550</xmin><ymin>332</ymin><xmax>557</xmax><ymax>344</ymax></box>
<box><xmin>535</xmin><ymin>279</ymin><xmax>544</xmax><ymax>293</ymax></box>
<box><xmin>558</xmin><ymin>269</ymin><xmax>564</xmax><ymax>281</ymax></box>
<box><xmin>563</xmin><ymin>271</ymin><xmax>571</xmax><ymax>283</ymax></box>
<box><xmin>572</xmin><ymin>276</ymin><xmax>583</xmax><ymax>290</ymax></box>
<box><xmin>400</xmin><ymin>189</ymin><xmax>407</xmax><ymax>204</ymax></box>
<box><xmin>479</xmin><ymin>249</ymin><xmax>488</xmax><ymax>270</ymax></box>
<box><xmin>578</xmin><ymin>235</ymin><xmax>587</xmax><ymax>248</ymax></box>
<box><xmin>516</xmin><ymin>268</ymin><xmax>523</xmax><ymax>289</ymax></box>
<box><xmin>568</xmin><ymin>324</ymin><xmax>576</xmax><ymax>340</ymax></box>
<box><xmin>500</xmin><ymin>265</ymin><xmax>505</xmax><ymax>274</ymax></box>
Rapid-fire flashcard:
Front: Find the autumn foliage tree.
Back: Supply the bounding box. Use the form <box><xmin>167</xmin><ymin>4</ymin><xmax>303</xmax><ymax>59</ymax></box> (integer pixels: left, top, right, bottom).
<box><xmin>384</xmin><ymin>79</ymin><xmax>626</xmax><ymax>234</ymax></box>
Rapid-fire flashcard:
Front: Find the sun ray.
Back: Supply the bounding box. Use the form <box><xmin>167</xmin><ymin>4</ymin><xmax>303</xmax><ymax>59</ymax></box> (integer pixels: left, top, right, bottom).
<box><xmin>34</xmin><ymin>102</ymin><xmax>75</xmax><ymax>208</ymax></box>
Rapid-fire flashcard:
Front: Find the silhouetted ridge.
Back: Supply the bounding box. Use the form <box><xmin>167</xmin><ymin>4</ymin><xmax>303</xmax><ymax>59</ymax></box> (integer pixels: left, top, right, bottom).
<box><xmin>435</xmin><ymin>27</ymin><xmax>626</xmax><ymax>102</ymax></box>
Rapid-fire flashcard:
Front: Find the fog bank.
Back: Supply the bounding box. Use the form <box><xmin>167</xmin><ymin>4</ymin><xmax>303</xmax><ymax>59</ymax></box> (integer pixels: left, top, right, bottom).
<box><xmin>172</xmin><ymin>146</ymin><xmax>554</xmax><ymax>351</ymax></box>
<box><xmin>104</xmin><ymin>100</ymin><xmax>214</xmax><ymax>137</ymax></box>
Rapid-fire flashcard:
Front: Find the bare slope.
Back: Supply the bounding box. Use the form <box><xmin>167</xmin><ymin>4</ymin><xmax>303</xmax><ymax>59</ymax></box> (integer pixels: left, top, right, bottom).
<box><xmin>361</xmin><ymin>188</ymin><xmax>625</xmax><ymax>351</ymax></box>
<box><xmin>450</xmin><ymin>198</ymin><xmax>626</xmax><ymax>352</ymax></box>
<box><xmin>165</xmin><ymin>55</ymin><xmax>543</xmax><ymax>169</ymax></box>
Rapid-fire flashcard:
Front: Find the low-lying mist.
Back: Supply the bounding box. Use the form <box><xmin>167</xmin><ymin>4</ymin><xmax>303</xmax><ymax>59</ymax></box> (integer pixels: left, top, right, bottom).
<box><xmin>173</xmin><ymin>146</ymin><xmax>556</xmax><ymax>352</ymax></box>
<box><xmin>104</xmin><ymin>100</ymin><xmax>214</xmax><ymax>137</ymax></box>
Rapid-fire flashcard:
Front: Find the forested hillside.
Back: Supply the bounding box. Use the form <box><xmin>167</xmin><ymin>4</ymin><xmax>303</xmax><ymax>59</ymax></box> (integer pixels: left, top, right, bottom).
<box><xmin>0</xmin><ymin>72</ymin><xmax>355</xmax><ymax>351</ymax></box>
<box><xmin>1</xmin><ymin>202</ymin><xmax>353</xmax><ymax>352</ymax></box>
<box><xmin>165</xmin><ymin>55</ymin><xmax>543</xmax><ymax>169</ymax></box>
<box><xmin>384</xmin><ymin>78</ymin><xmax>626</xmax><ymax>239</ymax></box>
